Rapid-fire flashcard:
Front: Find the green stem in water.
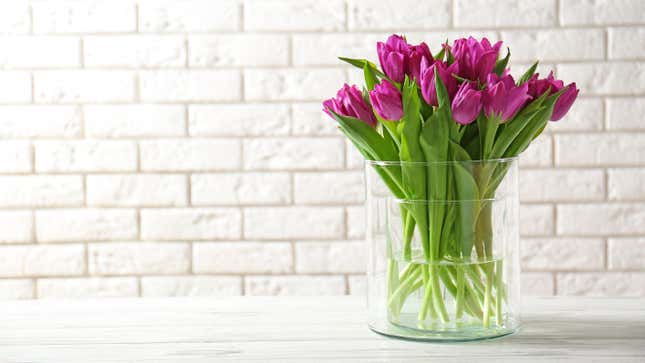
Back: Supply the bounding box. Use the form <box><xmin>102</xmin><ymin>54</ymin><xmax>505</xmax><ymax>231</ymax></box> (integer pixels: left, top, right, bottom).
<box><xmin>402</xmin><ymin>211</ymin><xmax>415</xmax><ymax>261</ymax></box>
<box><xmin>495</xmin><ymin>259</ymin><xmax>504</xmax><ymax>326</ymax></box>
<box><xmin>482</xmin><ymin>262</ymin><xmax>494</xmax><ymax>328</ymax></box>
<box><xmin>455</xmin><ymin>265</ymin><xmax>465</xmax><ymax>320</ymax></box>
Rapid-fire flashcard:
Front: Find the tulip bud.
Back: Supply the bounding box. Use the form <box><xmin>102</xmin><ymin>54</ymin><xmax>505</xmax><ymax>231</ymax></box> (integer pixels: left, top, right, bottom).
<box><xmin>323</xmin><ymin>84</ymin><xmax>378</xmax><ymax>127</ymax></box>
<box><xmin>377</xmin><ymin>35</ymin><xmax>410</xmax><ymax>83</ymax></box>
<box><xmin>527</xmin><ymin>71</ymin><xmax>564</xmax><ymax>98</ymax></box>
<box><xmin>451</xmin><ymin>82</ymin><xmax>482</xmax><ymax>125</ymax></box>
<box><xmin>451</xmin><ymin>37</ymin><xmax>502</xmax><ymax>83</ymax></box>
<box><xmin>483</xmin><ymin>74</ymin><xmax>531</xmax><ymax>122</ymax></box>
<box><xmin>550</xmin><ymin>82</ymin><xmax>579</xmax><ymax>121</ymax></box>
<box><xmin>407</xmin><ymin>42</ymin><xmax>433</xmax><ymax>82</ymax></box>
<box><xmin>419</xmin><ymin>61</ymin><xmax>459</xmax><ymax>106</ymax></box>
<box><xmin>369</xmin><ymin>80</ymin><xmax>403</xmax><ymax>121</ymax></box>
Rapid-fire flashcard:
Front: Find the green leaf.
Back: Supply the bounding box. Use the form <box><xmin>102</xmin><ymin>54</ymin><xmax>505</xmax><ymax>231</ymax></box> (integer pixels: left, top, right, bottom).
<box><xmin>449</xmin><ymin>141</ymin><xmax>479</xmax><ymax>258</ymax></box>
<box><xmin>493</xmin><ymin>47</ymin><xmax>510</xmax><ymax>76</ymax></box>
<box><xmin>363</xmin><ymin>62</ymin><xmax>378</xmax><ymax>91</ymax></box>
<box><xmin>478</xmin><ymin>113</ymin><xmax>500</xmax><ymax>160</ymax></box>
<box><xmin>517</xmin><ymin>61</ymin><xmax>539</xmax><ymax>85</ymax></box>
<box><xmin>503</xmin><ymin>88</ymin><xmax>567</xmax><ymax>158</ymax></box>
<box><xmin>398</xmin><ymin>77</ymin><xmax>430</xmax><ymax>258</ymax></box>
<box><xmin>488</xmin><ymin>90</ymin><xmax>550</xmax><ymax>160</ymax></box>
<box><xmin>433</xmin><ymin>40</ymin><xmax>448</xmax><ymax>61</ymax></box>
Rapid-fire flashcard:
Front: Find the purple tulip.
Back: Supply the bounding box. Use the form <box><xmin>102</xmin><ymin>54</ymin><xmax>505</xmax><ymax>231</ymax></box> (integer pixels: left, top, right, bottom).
<box><xmin>377</xmin><ymin>35</ymin><xmax>410</xmax><ymax>83</ymax></box>
<box><xmin>323</xmin><ymin>84</ymin><xmax>378</xmax><ymax>127</ymax></box>
<box><xmin>407</xmin><ymin>42</ymin><xmax>433</xmax><ymax>82</ymax></box>
<box><xmin>527</xmin><ymin>71</ymin><xmax>564</xmax><ymax>98</ymax></box>
<box><xmin>451</xmin><ymin>37</ymin><xmax>502</xmax><ymax>84</ymax></box>
<box><xmin>419</xmin><ymin>61</ymin><xmax>459</xmax><ymax>106</ymax></box>
<box><xmin>377</xmin><ymin>35</ymin><xmax>433</xmax><ymax>83</ymax></box>
<box><xmin>483</xmin><ymin>74</ymin><xmax>531</xmax><ymax>122</ymax></box>
<box><xmin>451</xmin><ymin>82</ymin><xmax>482</xmax><ymax>125</ymax></box>
<box><xmin>550</xmin><ymin>82</ymin><xmax>579</xmax><ymax>121</ymax></box>
<box><xmin>369</xmin><ymin>80</ymin><xmax>403</xmax><ymax>121</ymax></box>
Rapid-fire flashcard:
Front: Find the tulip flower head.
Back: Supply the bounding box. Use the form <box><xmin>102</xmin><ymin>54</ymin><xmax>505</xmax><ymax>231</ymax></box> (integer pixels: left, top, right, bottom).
<box><xmin>377</xmin><ymin>35</ymin><xmax>433</xmax><ymax>83</ymax></box>
<box><xmin>369</xmin><ymin>80</ymin><xmax>404</xmax><ymax>121</ymax></box>
<box><xmin>452</xmin><ymin>37</ymin><xmax>502</xmax><ymax>84</ymax></box>
<box><xmin>419</xmin><ymin>60</ymin><xmax>459</xmax><ymax>106</ymax></box>
<box><xmin>527</xmin><ymin>71</ymin><xmax>564</xmax><ymax>98</ymax></box>
<box><xmin>483</xmin><ymin>74</ymin><xmax>531</xmax><ymax>122</ymax></box>
<box><xmin>451</xmin><ymin>81</ymin><xmax>482</xmax><ymax>125</ymax></box>
<box><xmin>323</xmin><ymin>84</ymin><xmax>378</xmax><ymax>127</ymax></box>
<box><xmin>550</xmin><ymin>82</ymin><xmax>579</xmax><ymax>121</ymax></box>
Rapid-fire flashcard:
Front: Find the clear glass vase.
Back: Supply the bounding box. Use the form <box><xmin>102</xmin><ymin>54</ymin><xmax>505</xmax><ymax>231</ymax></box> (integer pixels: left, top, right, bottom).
<box><xmin>365</xmin><ymin>159</ymin><xmax>520</xmax><ymax>341</ymax></box>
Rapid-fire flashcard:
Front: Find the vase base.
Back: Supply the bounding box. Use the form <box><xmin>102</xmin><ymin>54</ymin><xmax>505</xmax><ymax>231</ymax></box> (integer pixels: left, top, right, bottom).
<box><xmin>368</xmin><ymin>318</ymin><xmax>519</xmax><ymax>342</ymax></box>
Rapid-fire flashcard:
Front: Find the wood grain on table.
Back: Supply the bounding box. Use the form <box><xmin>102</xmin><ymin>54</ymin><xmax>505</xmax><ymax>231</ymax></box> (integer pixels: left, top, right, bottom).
<box><xmin>0</xmin><ymin>297</ymin><xmax>643</xmax><ymax>362</ymax></box>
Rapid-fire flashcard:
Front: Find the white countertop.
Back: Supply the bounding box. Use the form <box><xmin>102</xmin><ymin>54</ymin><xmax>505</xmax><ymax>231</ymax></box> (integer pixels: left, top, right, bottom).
<box><xmin>0</xmin><ymin>296</ymin><xmax>643</xmax><ymax>362</ymax></box>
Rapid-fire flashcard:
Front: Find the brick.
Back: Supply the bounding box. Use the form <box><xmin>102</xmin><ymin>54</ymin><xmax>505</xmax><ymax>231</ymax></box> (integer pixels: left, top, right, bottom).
<box><xmin>191</xmin><ymin>173</ymin><xmax>291</xmax><ymax>205</ymax></box>
<box><xmin>294</xmin><ymin>172</ymin><xmax>364</xmax><ymax>204</ymax></box>
<box><xmin>292</xmin><ymin>34</ymin><xmax>381</xmax><ymax>66</ymax></box>
<box><xmin>350</xmin><ymin>0</ymin><xmax>450</xmax><ymax>30</ymax></box>
<box><xmin>609</xmin><ymin>28</ymin><xmax>645</xmax><ymax>60</ymax></box>
<box><xmin>85</xmin><ymin>105</ymin><xmax>185</xmax><ymax>138</ymax></box>
<box><xmin>608</xmin><ymin>238</ymin><xmax>645</xmax><ymax>270</ymax></box>
<box><xmin>0</xmin><ymin>72</ymin><xmax>31</xmax><ymax>102</ymax></box>
<box><xmin>0</xmin><ymin>211</ymin><xmax>32</xmax><ymax>243</ymax></box>
<box><xmin>35</xmin><ymin>140</ymin><xmax>137</xmax><ymax>172</ymax></box>
<box><xmin>295</xmin><ymin>241</ymin><xmax>366</xmax><ymax>273</ymax></box>
<box><xmin>0</xmin><ymin>244</ymin><xmax>85</xmax><ymax>277</ymax></box>
<box><xmin>245</xmin><ymin>275</ymin><xmax>346</xmax><ymax>295</ymax></box>
<box><xmin>140</xmin><ymin>139</ymin><xmax>240</xmax><ymax>171</ymax></box>
<box><xmin>84</xmin><ymin>35</ymin><xmax>186</xmax><ymax>68</ymax></box>
<box><xmin>607</xmin><ymin>97</ymin><xmax>645</xmax><ymax>130</ymax></box>
<box><xmin>140</xmin><ymin>70</ymin><xmax>241</xmax><ymax>102</ymax></box>
<box><xmin>557</xmin><ymin>272</ymin><xmax>645</xmax><ymax>296</ymax></box>
<box><xmin>0</xmin><ymin>3</ymin><xmax>30</xmax><ymax>34</ymax></box>
<box><xmin>245</xmin><ymin>0</ymin><xmax>344</xmax><ymax>31</ymax></box>
<box><xmin>346</xmin><ymin>139</ymin><xmax>364</xmax><ymax>169</ymax></box>
<box><xmin>501</xmin><ymin>29</ymin><xmax>604</xmax><ymax>62</ymax></box>
<box><xmin>549</xmin><ymin>98</ymin><xmax>603</xmax><ymax>132</ymax></box>
<box><xmin>292</xmin><ymin>103</ymin><xmax>338</xmax><ymax>136</ymax></box>
<box><xmin>243</xmin><ymin>138</ymin><xmax>344</xmax><ymax>170</ymax></box>
<box><xmin>87</xmin><ymin>174</ymin><xmax>187</xmax><ymax>207</ymax></box>
<box><xmin>521</xmin><ymin>238</ymin><xmax>605</xmax><ymax>271</ymax></box>
<box><xmin>36</xmin><ymin>209</ymin><xmax>137</xmax><ymax>242</ymax></box>
<box><xmin>141</xmin><ymin>276</ymin><xmax>242</xmax><ymax>297</ymax></box>
<box><xmin>189</xmin><ymin>35</ymin><xmax>288</xmax><ymax>67</ymax></box>
<box><xmin>557</xmin><ymin>63</ymin><xmax>645</xmax><ymax>96</ymax></box>
<box><xmin>346</xmin><ymin>206</ymin><xmax>365</xmax><ymax>239</ymax></box>
<box><xmin>35</xmin><ymin>71</ymin><xmax>135</xmax><ymax>103</ymax></box>
<box><xmin>0</xmin><ymin>141</ymin><xmax>31</xmax><ymax>172</ymax></box>
<box><xmin>244</xmin><ymin>207</ymin><xmax>344</xmax><ymax>239</ymax></box>
<box><xmin>0</xmin><ymin>279</ymin><xmax>34</xmax><ymax>300</ymax></box>
<box><xmin>555</xmin><ymin>133</ymin><xmax>645</xmax><ymax>166</ymax></box>
<box><xmin>557</xmin><ymin>203</ymin><xmax>645</xmax><ymax>236</ymax></box>
<box><xmin>32</xmin><ymin>1</ymin><xmax>136</xmax><ymax>33</ymax></box>
<box><xmin>244</xmin><ymin>69</ymin><xmax>345</xmax><ymax>101</ymax></box>
<box><xmin>347</xmin><ymin>275</ymin><xmax>366</xmax><ymax>295</ymax></box>
<box><xmin>0</xmin><ymin>106</ymin><xmax>81</xmax><ymax>138</ymax></box>
<box><xmin>37</xmin><ymin>277</ymin><xmax>138</xmax><ymax>298</ymax></box>
<box><xmin>193</xmin><ymin>242</ymin><xmax>292</xmax><ymax>273</ymax></box>
<box><xmin>519</xmin><ymin>134</ymin><xmax>552</xmax><ymax>167</ymax></box>
<box><xmin>189</xmin><ymin>104</ymin><xmax>289</xmax><ymax>137</ymax></box>
<box><xmin>0</xmin><ymin>175</ymin><xmax>82</xmax><ymax>207</ymax></box>
<box><xmin>0</xmin><ymin>36</ymin><xmax>80</xmax><ymax>68</ymax></box>
<box><xmin>89</xmin><ymin>242</ymin><xmax>190</xmax><ymax>275</ymax></box>
<box><xmin>139</xmin><ymin>0</ymin><xmax>240</xmax><ymax>32</ymax></box>
<box><xmin>520</xmin><ymin>169</ymin><xmax>605</xmax><ymax>202</ymax></box>
<box><xmin>561</xmin><ymin>0</ymin><xmax>645</xmax><ymax>25</ymax></box>
<box><xmin>141</xmin><ymin>208</ymin><xmax>241</xmax><ymax>240</ymax></box>
<box><xmin>455</xmin><ymin>0</ymin><xmax>555</xmax><ymax>27</ymax></box>
<box><xmin>608</xmin><ymin>169</ymin><xmax>645</xmax><ymax>201</ymax></box>
<box><xmin>521</xmin><ymin>273</ymin><xmax>554</xmax><ymax>296</ymax></box>
<box><xmin>520</xmin><ymin>204</ymin><xmax>554</xmax><ymax>236</ymax></box>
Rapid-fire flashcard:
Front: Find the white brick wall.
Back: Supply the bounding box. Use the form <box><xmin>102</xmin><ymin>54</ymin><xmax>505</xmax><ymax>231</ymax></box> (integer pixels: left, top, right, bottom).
<box><xmin>0</xmin><ymin>0</ymin><xmax>643</xmax><ymax>299</ymax></box>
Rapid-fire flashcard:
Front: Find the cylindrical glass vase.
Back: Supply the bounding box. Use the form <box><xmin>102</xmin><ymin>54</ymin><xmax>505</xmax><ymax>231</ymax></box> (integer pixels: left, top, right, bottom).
<box><xmin>365</xmin><ymin>159</ymin><xmax>520</xmax><ymax>341</ymax></box>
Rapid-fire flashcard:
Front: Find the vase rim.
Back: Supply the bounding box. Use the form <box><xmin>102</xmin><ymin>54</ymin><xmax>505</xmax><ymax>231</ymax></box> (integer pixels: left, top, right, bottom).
<box><xmin>365</xmin><ymin>157</ymin><xmax>518</xmax><ymax>166</ymax></box>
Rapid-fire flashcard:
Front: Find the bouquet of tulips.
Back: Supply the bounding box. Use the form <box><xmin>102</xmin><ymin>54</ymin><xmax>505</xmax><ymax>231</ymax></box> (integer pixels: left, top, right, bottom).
<box><xmin>323</xmin><ymin>35</ymin><xmax>578</xmax><ymax>329</ymax></box>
